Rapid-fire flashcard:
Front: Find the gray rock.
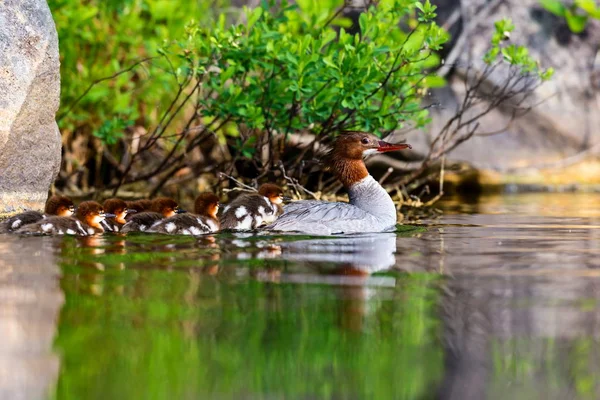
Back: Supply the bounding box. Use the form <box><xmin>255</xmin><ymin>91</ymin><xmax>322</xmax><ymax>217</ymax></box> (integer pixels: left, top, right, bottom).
<box><xmin>0</xmin><ymin>0</ymin><xmax>61</xmax><ymax>215</ymax></box>
<box><xmin>409</xmin><ymin>0</ymin><xmax>600</xmax><ymax>174</ymax></box>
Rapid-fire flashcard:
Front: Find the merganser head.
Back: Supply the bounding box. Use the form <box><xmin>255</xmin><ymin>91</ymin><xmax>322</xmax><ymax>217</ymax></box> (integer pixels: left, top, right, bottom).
<box><xmin>45</xmin><ymin>195</ymin><xmax>75</xmax><ymax>217</ymax></box>
<box><xmin>326</xmin><ymin>131</ymin><xmax>412</xmax><ymax>187</ymax></box>
<box><xmin>103</xmin><ymin>198</ymin><xmax>130</xmax><ymax>224</ymax></box>
<box><xmin>194</xmin><ymin>193</ymin><xmax>220</xmax><ymax>219</ymax></box>
<box><xmin>258</xmin><ymin>184</ymin><xmax>286</xmax><ymax>205</ymax></box>
<box><xmin>76</xmin><ymin>201</ymin><xmax>109</xmax><ymax>229</ymax></box>
<box><xmin>150</xmin><ymin>197</ymin><xmax>183</xmax><ymax>218</ymax></box>
<box><xmin>331</xmin><ymin>131</ymin><xmax>412</xmax><ymax>159</ymax></box>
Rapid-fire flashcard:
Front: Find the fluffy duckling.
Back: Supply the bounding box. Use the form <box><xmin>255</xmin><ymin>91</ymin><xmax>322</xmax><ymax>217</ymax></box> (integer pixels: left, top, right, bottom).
<box><xmin>0</xmin><ymin>195</ymin><xmax>75</xmax><ymax>233</ymax></box>
<box><xmin>148</xmin><ymin>193</ymin><xmax>220</xmax><ymax>235</ymax></box>
<box><xmin>220</xmin><ymin>184</ymin><xmax>287</xmax><ymax>231</ymax></box>
<box><xmin>17</xmin><ymin>201</ymin><xmax>111</xmax><ymax>236</ymax></box>
<box><xmin>101</xmin><ymin>198</ymin><xmax>137</xmax><ymax>232</ymax></box>
<box><xmin>120</xmin><ymin>197</ymin><xmax>183</xmax><ymax>233</ymax></box>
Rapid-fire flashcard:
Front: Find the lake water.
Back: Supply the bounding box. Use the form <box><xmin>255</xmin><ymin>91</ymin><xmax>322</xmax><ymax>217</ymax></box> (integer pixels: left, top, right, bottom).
<box><xmin>1</xmin><ymin>193</ymin><xmax>600</xmax><ymax>399</ymax></box>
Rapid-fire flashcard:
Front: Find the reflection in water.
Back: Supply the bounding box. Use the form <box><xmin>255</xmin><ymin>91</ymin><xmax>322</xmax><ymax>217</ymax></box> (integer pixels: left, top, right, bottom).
<box><xmin>0</xmin><ymin>236</ymin><xmax>63</xmax><ymax>400</ymax></box>
<box><xmin>3</xmin><ymin>193</ymin><xmax>600</xmax><ymax>398</ymax></box>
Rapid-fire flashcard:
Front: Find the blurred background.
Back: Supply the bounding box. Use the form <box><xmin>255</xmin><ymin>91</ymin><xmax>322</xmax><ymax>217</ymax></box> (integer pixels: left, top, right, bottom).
<box><xmin>46</xmin><ymin>0</ymin><xmax>600</xmax><ymax>205</ymax></box>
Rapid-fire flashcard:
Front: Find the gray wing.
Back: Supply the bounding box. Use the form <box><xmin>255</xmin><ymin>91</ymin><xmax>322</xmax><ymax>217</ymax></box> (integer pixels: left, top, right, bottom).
<box><xmin>266</xmin><ymin>201</ymin><xmax>378</xmax><ymax>235</ymax></box>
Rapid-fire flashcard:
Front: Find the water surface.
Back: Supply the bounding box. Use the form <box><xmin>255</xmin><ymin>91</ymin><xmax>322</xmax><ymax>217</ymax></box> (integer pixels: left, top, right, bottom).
<box><xmin>1</xmin><ymin>193</ymin><xmax>600</xmax><ymax>399</ymax></box>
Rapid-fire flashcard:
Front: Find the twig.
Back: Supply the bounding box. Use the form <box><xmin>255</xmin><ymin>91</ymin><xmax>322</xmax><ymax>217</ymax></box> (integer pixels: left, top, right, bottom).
<box><xmin>58</xmin><ymin>57</ymin><xmax>157</xmax><ymax>121</ymax></box>
<box><xmin>278</xmin><ymin>161</ymin><xmax>318</xmax><ymax>200</ymax></box>
<box><xmin>218</xmin><ymin>172</ymin><xmax>257</xmax><ymax>191</ymax></box>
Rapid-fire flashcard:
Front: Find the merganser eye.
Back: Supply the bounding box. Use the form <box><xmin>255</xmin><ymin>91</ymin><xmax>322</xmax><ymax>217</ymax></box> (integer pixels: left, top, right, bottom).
<box><xmin>361</xmin><ymin>138</ymin><xmax>369</xmax><ymax>144</ymax></box>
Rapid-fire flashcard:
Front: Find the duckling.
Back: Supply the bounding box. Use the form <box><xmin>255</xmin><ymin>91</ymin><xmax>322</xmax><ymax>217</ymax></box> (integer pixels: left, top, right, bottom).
<box><xmin>0</xmin><ymin>195</ymin><xmax>75</xmax><ymax>233</ymax></box>
<box><xmin>120</xmin><ymin>197</ymin><xmax>183</xmax><ymax>233</ymax></box>
<box><xmin>16</xmin><ymin>201</ymin><xmax>111</xmax><ymax>236</ymax></box>
<box><xmin>220</xmin><ymin>184</ymin><xmax>287</xmax><ymax>231</ymax></box>
<box><xmin>148</xmin><ymin>193</ymin><xmax>220</xmax><ymax>235</ymax></box>
<box><xmin>101</xmin><ymin>198</ymin><xmax>137</xmax><ymax>232</ymax></box>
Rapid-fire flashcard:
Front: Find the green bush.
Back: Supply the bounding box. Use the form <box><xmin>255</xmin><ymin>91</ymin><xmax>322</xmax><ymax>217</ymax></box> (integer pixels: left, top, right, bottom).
<box><xmin>170</xmin><ymin>0</ymin><xmax>448</xmax><ymax>138</ymax></box>
<box><xmin>49</xmin><ymin>0</ymin><xmax>229</xmax><ymax>141</ymax></box>
<box><xmin>49</xmin><ymin>0</ymin><xmax>552</xmax><ymax>195</ymax></box>
<box><xmin>539</xmin><ymin>0</ymin><xmax>600</xmax><ymax>33</ymax></box>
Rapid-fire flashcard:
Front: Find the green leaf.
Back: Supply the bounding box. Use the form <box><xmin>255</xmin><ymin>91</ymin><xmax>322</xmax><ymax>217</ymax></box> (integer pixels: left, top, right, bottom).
<box><xmin>539</xmin><ymin>0</ymin><xmax>567</xmax><ymax>16</ymax></box>
<box><xmin>565</xmin><ymin>9</ymin><xmax>588</xmax><ymax>32</ymax></box>
<box><xmin>246</xmin><ymin>6</ymin><xmax>264</xmax><ymax>30</ymax></box>
<box><xmin>575</xmin><ymin>0</ymin><xmax>598</xmax><ymax>14</ymax></box>
<box><xmin>423</xmin><ymin>75</ymin><xmax>446</xmax><ymax>88</ymax></box>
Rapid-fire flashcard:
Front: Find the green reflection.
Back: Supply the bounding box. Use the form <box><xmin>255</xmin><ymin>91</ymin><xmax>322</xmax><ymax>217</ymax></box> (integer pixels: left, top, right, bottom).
<box><xmin>52</xmin><ymin>235</ymin><xmax>444</xmax><ymax>400</ymax></box>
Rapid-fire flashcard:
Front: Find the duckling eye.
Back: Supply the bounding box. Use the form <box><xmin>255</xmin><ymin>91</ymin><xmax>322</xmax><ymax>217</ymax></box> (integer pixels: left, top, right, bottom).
<box><xmin>361</xmin><ymin>138</ymin><xmax>369</xmax><ymax>144</ymax></box>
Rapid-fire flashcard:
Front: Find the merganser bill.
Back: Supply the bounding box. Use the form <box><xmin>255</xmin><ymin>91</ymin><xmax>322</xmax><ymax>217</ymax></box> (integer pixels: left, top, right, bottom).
<box><xmin>101</xmin><ymin>198</ymin><xmax>137</xmax><ymax>232</ymax></box>
<box><xmin>148</xmin><ymin>193</ymin><xmax>220</xmax><ymax>235</ymax></box>
<box><xmin>120</xmin><ymin>197</ymin><xmax>183</xmax><ymax>233</ymax></box>
<box><xmin>220</xmin><ymin>184</ymin><xmax>287</xmax><ymax>231</ymax></box>
<box><xmin>0</xmin><ymin>195</ymin><xmax>75</xmax><ymax>233</ymax></box>
<box><xmin>266</xmin><ymin>132</ymin><xmax>411</xmax><ymax>235</ymax></box>
<box><xmin>16</xmin><ymin>201</ymin><xmax>112</xmax><ymax>236</ymax></box>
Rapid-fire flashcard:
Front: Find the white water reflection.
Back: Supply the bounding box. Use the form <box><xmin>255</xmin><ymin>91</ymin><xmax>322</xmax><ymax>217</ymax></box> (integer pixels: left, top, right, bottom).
<box><xmin>279</xmin><ymin>232</ymin><xmax>397</xmax><ymax>273</ymax></box>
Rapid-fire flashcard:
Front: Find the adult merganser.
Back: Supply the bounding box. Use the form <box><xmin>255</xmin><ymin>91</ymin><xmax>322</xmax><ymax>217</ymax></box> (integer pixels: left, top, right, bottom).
<box><xmin>120</xmin><ymin>197</ymin><xmax>183</xmax><ymax>233</ymax></box>
<box><xmin>101</xmin><ymin>198</ymin><xmax>137</xmax><ymax>232</ymax></box>
<box><xmin>267</xmin><ymin>132</ymin><xmax>411</xmax><ymax>235</ymax></box>
<box><xmin>16</xmin><ymin>201</ymin><xmax>112</xmax><ymax>236</ymax></box>
<box><xmin>220</xmin><ymin>184</ymin><xmax>287</xmax><ymax>231</ymax></box>
<box><xmin>148</xmin><ymin>193</ymin><xmax>220</xmax><ymax>235</ymax></box>
<box><xmin>0</xmin><ymin>195</ymin><xmax>75</xmax><ymax>233</ymax></box>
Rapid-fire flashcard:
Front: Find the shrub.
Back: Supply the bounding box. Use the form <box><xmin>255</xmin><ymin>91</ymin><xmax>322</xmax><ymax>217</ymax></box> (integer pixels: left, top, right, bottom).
<box><xmin>50</xmin><ymin>0</ymin><xmax>552</xmax><ymax>199</ymax></box>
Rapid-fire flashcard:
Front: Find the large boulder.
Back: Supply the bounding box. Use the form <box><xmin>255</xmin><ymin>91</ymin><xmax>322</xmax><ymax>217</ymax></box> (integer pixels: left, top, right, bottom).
<box><xmin>409</xmin><ymin>0</ymin><xmax>600</xmax><ymax>183</ymax></box>
<box><xmin>0</xmin><ymin>0</ymin><xmax>62</xmax><ymax>215</ymax></box>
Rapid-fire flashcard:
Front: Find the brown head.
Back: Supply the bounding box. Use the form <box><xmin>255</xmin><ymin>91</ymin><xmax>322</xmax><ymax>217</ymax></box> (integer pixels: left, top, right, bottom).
<box><xmin>258</xmin><ymin>184</ymin><xmax>286</xmax><ymax>205</ymax></box>
<box><xmin>194</xmin><ymin>193</ymin><xmax>220</xmax><ymax>219</ymax></box>
<box><xmin>45</xmin><ymin>195</ymin><xmax>75</xmax><ymax>217</ymax></box>
<box><xmin>150</xmin><ymin>197</ymin><xmax>182</xmax><ymax>218</ymax></box>
<box><xmin>325</xmin><ymin>131</ymin><xmax>411</xmax><ymax>187</ymax></box>
<box><xmin>76</xmin><ymin>201</ymin><xmax>108</xmax><ymax>230</ymax></box>
<box><xmin>103</xmin><ymin>198</ymin><xmax>131</xmax><ymax>224</ymax></box>
<box><xmin>126</xmin><ymin>199</ymin><xmax>153</xmax><ymax>212</ymax></box>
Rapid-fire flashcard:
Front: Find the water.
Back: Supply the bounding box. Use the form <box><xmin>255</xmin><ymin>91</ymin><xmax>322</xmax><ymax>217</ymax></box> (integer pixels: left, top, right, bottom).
<box><xmin>1</xmin><ymin>193</ymin><xmax>600</xmax><ymax>399</ymax></box>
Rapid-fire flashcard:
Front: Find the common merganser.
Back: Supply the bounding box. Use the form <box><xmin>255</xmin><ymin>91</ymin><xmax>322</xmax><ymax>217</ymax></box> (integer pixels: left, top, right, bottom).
<box><xmin>0</xmin><ymin>195</ymin><xmax>75</xmax><ymax>233</ymax></box>
<box><xmin>267</xmin><ymin>132</ymin><xmax>411</xmax><ymax>235</ymax></box>
<box><xmin>16</xmin><ymin>201</ymin><xmax>112</xmax><ymax>236</ymax></box>
<box><xmin>220</xmin><ymin>184</ymin><xmax>287</xmax><ymax>231</ymax></box>
<box><xmin>101</xmin><ymin>198</ymin><xmax>137</xmax><ymax>232</ymax></box>
<box><xmin>148</xmin><ymin>193</ymin><xmax>220</xmax><ymax>235</ymax></box>
<box><xmin>120</xmin><ymin>197</ymin><xmax>183</xmax><ymax>233</ymax></box>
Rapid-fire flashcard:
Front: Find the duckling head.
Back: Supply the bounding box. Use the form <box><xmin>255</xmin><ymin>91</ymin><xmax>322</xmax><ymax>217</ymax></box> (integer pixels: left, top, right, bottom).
<box><xmin>194</xmin><ymin>193</ymin><xmax>220</xmax><ymax>219</ymax></box>
<box><xmin>103</xmin><ymin>198</ymin><xmax>130</xmax><ymax>224</ymax></box>
<box><xmin>76</xmin><ymin>201</ymin><xmax>109</xmax><ymax>229</ymax></box>
<box><xmin>45</xmin><ymin>195</ymin><xmax>75</xmax><ymax>217</ymax></box>
<box><xmin>258</xmin><ymin>184</ymin><xmax>287</xmax><ymax>205</ymax></box>
<box><xmin>150</xmin><ymin>197</ymin><xmax>183</xmax><ymax>218</ymax></box>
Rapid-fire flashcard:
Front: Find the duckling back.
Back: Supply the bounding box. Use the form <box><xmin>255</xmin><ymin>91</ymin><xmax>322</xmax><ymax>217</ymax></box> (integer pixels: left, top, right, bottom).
<box><xmin>0</xmin><ymin>211</ymin><xmax>44</xmax><ymax>233</ymax></box>
<box><xmin>148</xmin><ymin>214</ymin><xmax>218</xmax><ymax>235</ymax></box>
<box><xmin>120</xmin><ymin>212</ymin><xmax>164</xmax><ymax>233</ymax></box>
<box><xmin>16</xmin><ymin>216</ymin><xmax>92</xmax><ymax>236</ymax></box>
<box><xmin>220</xmin><ymin>193</ymin><xmax>282</xmax><ymax>231</ymax></box>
